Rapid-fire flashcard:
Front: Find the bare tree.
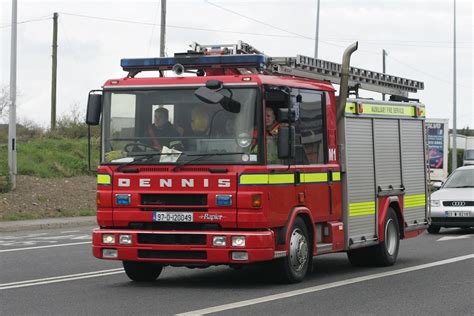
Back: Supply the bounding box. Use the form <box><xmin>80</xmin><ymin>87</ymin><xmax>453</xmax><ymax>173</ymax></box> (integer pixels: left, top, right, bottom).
<box><xmin>0</xmin><ymin>85</ymin><xmax>9</xmax><ymax>121</ymax></box>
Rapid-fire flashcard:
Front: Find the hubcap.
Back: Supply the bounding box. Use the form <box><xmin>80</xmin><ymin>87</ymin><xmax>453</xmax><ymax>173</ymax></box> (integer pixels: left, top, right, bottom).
<box><xmin>385</xmin><ymin>219</ymin><xmax>398</xmax><ymax>256</ymax></box>
<box><xmin>289</xmin><ymin>228</ymin><xmax>308</xmax><ymax>272</ymax></box>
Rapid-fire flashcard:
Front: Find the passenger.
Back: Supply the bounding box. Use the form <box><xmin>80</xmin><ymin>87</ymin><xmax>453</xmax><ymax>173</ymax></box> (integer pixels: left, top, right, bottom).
<box><xmin>191</xmin><ymin>107</ymin><xmax>210</xmax><ymax>136</ymax></box>
<box><xmin>265</xmin><ymin>106</ymin><xmax>281</xmax><ymax>163</ymax></box>
<box><xmin>265</xmin><ymin>106</ymin><xmax>281</xmax><ymax>136</ymax></box>
<box><xmin>146</xmin><ymin>107</ymin><xmax>183</xmax><ymax>150</ymax></box>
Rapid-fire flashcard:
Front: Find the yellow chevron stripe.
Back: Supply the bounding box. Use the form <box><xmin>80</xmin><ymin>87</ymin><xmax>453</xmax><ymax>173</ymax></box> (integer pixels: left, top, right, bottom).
<box><xmin>349</xmin><ymin>201</ymin><xmax>376</xmax><ymax>217</ymax></box>
<box><xmin>405</xmin><ymin>194</ymin><xmax>426</xmax><ymax>208</ymax></box>
<box><xmin>269</xmin><ymin>174</ymin><xmax>294</xmax><ymax>184</ymax></box>
<box><xmin>301</xmin><ymin>173</ymin><xmax>328</xmax><ymax>183</ymax></box>
<box><xmin>239</xmin><ymin>174</ymin><xmax>269</xmax><ymax>185</ymax></box>
<box><xmin>97</xmin><ymin>174</ymin><xmax>111</xmax><ymax>185</ymax></box>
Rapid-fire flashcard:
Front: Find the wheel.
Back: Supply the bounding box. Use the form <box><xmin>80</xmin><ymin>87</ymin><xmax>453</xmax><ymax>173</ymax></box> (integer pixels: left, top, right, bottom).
<box><xmin>427</xmin><ymin>225</ymin><xmax>441</xmax><ymax>234</ymax></box>
<box><xmin>122</xmin><ymin>261</ymin><xmax>163</xmax><ymax>282</ymax></box>
<box><xmin>273</xmin><ymin>217</ymin><xmax>311</xmax><ymax>283</ymax></box>
<box><xmin>347</xmin><ymin>207</ymin><xmax>400</xmax><ymax>267</ymax></box>
<box><xmin>373</xmin><ymin>207</ymin><xmax>400</xmax><ymax>266</ymax></box>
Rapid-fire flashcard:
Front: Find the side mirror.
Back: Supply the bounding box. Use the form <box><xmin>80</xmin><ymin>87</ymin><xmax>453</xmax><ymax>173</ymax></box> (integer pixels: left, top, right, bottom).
<box><xmin>431</xmin><ymin>181</ymin><xmax>443</xmax><ymax>191</ymax></box>
<box><xmin>277</xmin><ymin>125</ymin><xmax>295</xmax><ymax>159</ymax></box>
<box><xmin>86</xmin><ymin>92</ymin><xmax>102</xmax><ymax>125</ymax></box>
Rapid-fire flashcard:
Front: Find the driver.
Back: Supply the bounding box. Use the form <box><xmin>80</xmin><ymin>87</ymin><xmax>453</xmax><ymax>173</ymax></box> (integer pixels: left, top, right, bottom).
<box><xmin>146</xmin><ymin>107</ymin><xmax>183</xmax><ymax>150</ymax></box>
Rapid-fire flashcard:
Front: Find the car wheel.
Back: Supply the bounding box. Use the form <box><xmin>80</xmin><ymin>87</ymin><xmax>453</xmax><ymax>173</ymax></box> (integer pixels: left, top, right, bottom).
<box><xmin>373</xmin><ymin>207</ymin><xmax>400</xmax><ymax>266</ymax></box>
<box><xmin>347</xmin><ymin>208</ymin><xmax>400</xmax><ymax>267</ymax></box>
<box><xmin>427</xmin><ymin>225</ymin><xmax>441</xmax><ymax>234</ymax></box>
<box><xmin>273</xmin><ymin>217</ymin><xmax>311</xmax><ymax>283</ymax></box>
<box><xmin>123</xmin><ymin>261</ymin><xmax>163</xmax><ymax>282</ymax></box>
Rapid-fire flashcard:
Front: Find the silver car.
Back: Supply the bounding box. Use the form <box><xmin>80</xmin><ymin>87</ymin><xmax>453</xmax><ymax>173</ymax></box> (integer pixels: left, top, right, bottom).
<box><xmin>428</xmin><ymin>165</ymin><xmax>474</xmax><ymax>234</ymax></box>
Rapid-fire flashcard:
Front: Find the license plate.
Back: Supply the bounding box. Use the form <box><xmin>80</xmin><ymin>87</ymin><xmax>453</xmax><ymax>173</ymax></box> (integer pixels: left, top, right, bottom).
<box><xmin>153</xmin><ymin>212</ymin><xmax>193</xmax><ymax>222</ymax></box>
<box><xmin>445</xmin><ymin>211</ymin><xmax>471</xmax><ymax>217</ymax></box>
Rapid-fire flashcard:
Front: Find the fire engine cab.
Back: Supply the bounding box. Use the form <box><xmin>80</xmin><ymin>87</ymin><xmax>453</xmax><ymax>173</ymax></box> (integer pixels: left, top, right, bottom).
<box><xmin>86</xmin><ymin>41</ymin><xmax>428</xmax><ymax>283</ymax></box>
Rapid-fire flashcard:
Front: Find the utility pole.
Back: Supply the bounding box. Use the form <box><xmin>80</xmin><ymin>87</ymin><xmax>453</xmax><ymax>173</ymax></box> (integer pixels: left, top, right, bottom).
<box><xmin>8</xmin><ymin>0</ymin><xmax>18</xmax><ymax>190</ymax></box>
<box><xmin>51</xmin><ymin>12</ymin><xmax>58</xmax><ymax>130</ymax></box>
<box><xmin>452</xmin><ymin>0</ymin><xmax>457</xmax><ymax>171</ymax></box>
<box><xmin>314</xmin><ymin>0</ymin><xmax>320</xmax><ymax>59</ymax></box>
<box><xmin>382</xmin><ymin>49</ymin><xmax>387</xmax><ymax>101</ymax></box>
<box><xmin>159</xmin><ymin>0</ymin><xmax>166</xmax><ymax>57</ymax></box>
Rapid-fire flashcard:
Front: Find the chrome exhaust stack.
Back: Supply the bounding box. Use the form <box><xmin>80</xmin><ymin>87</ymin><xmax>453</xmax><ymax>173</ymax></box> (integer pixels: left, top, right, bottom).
<box><xmin>337</xmin><ymin>42</ymin><xmax>358</xmax><ymax>123</ymax></box>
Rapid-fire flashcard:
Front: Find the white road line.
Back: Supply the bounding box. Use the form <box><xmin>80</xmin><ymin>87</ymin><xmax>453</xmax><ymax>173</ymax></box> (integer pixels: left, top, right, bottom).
<box><xmin>0</xmin><ymin>268</ymin><xmax>124</xmax><ymax>290</ymax></box>
<box><xmin>0</xmin><ymin>241</ymin><xmax>91</xmax><ymax>253</ymax></box>
<box><xmin>176</xmin><ymin>254</ymin><xmax>474</xmax><ymax>316</ymax></box>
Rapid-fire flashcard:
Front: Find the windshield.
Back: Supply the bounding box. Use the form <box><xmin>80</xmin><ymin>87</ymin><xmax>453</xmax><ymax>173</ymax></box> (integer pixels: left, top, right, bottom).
<box><xmin>102</xmin><ymin>87</ymin><xmax>260</xmax><ymax>165</ymax></box>
<box><xmin>443</xmin><ymin>169</ymin><xmax>474</xmax><ymax>188</ymax></box>
<box><xmin>464</xmin><ymin>149</ymin><xmax>474</xmax><ymax>160</ymax></box>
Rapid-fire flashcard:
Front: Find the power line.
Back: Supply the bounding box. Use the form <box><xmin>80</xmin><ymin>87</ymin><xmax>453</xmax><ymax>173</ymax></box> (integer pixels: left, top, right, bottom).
<box><xmin>58</xmin><ymin>11</ymin><xmax>470</xmax><ymax>89</ymax></box>
<box><xmin>147</xmin><ymin>3</ymin><xmax>161</xmax><ymax>57</ymax></box>
<box><xmin>387</xmin><ymin>55</ymin><xmax>471</xmax><ymax>89</ymax></box>
<box><xmin>0</xmin><ymin>16</ymin><xmax>51</xmax><ymax>29</ymax></box>
<box><xmin>59</xmin><ymin>12</ymin><xmax>299</xmax><ymax>38</ymax></box>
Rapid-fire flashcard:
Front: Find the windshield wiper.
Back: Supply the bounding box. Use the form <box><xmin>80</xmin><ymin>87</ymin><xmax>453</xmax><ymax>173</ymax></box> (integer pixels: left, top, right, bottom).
<box><xmin>116</xmin><ymin>152</ymin><xmax>184</xmax><ymax>172</ymax></box>
<box><xmin>173</xmin><ymin>152</ymin><xmax>245</xmax><ymax>171</ymax></box>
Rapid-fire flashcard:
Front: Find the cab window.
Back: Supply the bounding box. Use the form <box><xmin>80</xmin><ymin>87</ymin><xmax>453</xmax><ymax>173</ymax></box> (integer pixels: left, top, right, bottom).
<box><xmin>295</xmin><ymin>89</ymin><xmax>325</xmax><ymax>164</ymax></box>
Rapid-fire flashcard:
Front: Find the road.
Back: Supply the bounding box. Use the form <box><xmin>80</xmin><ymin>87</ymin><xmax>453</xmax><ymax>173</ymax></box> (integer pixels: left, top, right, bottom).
<box><xmin>1</xmin><ymin>226</ymin><xmax>473</xmax><ymax>315</ymax></box>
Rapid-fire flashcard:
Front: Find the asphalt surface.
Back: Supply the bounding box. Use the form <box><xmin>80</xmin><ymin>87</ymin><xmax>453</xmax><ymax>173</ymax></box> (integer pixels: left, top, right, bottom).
<box><xmin>0</xmin><ymin>224</ymin><xmax>473</xmax><ymax>316</ymax></box>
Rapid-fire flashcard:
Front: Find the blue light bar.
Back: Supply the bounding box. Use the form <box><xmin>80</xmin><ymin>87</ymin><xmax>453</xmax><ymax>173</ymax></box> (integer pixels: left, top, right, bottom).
<box><xmin>121</xmin><ymin>54</ymin><xmax>266</xmax><ymax>72</ymax></box>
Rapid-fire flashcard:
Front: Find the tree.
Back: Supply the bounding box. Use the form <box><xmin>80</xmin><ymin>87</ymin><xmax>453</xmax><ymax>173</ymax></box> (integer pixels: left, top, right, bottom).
<box><xmin>0</xmin><ymin>85</ymin><xmax>9</xmax><ymax>121</ymax></box>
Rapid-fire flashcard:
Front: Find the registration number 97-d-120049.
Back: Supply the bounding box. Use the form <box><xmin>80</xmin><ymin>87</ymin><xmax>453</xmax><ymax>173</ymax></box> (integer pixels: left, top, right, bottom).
<box><xmin>153</xmin><ymin>212</ymin><xmax>193</xmax><ymax>222</ymax></box>
<box><xmin>445</xmin><ymin>211</ymin><xmax>471</xmax><ymax>217</ymax></box>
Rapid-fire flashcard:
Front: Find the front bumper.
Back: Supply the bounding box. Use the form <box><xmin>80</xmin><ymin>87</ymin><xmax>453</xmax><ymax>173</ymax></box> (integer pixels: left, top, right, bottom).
<box><xmin>430</xmin><ymin>207</ymin><xmax>474</xmax><ymax>228</ymax></box>
<box><xmin>430</xmin><ymin>217</ymin><xmax>474</xmax><ymax>228</ymax></box>
<box><xmin>92</xmin><ymin>228</ymin><xmax>276</xmax><ymax>264</ymax></box>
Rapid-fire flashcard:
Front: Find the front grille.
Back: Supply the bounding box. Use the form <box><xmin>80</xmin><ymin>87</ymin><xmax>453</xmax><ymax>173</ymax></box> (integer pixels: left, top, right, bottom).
<box><xmin>137</xmin><ymin>233</ymin><xmax>206</xmax><ymax>245</ymax></box>
<box><xmin>141</xmin><ymin>208</ymin><xmax>208</xmax><ymax>212</ymax></box>
<box><xmin>138</xmin><ymin>250</ymin><xmax>207</xmax><ymax>260</ymax></box>
<box><xmin>442</xmin><ymin>201</ymin><xmax>474</xmax><ymax>207</ymax></box>
<box><xmin>141</xmin><ymin>194</ymin><xmax>207</xmax><ymax>206</ymax></box>
<box><xmin>129</xmin><ymin>222</ymin><xmax>222</xmax><ymax>231</ymax></box>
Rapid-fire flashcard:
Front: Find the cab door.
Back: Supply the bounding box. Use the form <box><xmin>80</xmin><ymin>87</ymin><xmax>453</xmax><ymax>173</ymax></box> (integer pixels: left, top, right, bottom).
<box><xmin>294</xmin><ymin>89</ymin><xmax>332</xmax><ymax>221</ymax></box>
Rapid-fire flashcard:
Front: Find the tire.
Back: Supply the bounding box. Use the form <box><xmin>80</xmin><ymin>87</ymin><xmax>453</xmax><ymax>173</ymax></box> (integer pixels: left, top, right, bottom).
<box><xmin>427</xmin><ymin>225</ymin><xmax>441</xmax><ymax>234</ymax></box>
<box><xmin>347</xmin><ymin>208</ymin><xmax>400</xmax><ymax>267</ymax></box>
<box><xmin>273</xmin><ymin>217</ymin><xmax>311</xmax><ymax>283</ymax></box>
<box><xmin>373</xmin><ymin>207</ymin><xmax>400</xmax><ymax>266</ymax></box>
<box><xmin>122</xmin><ymin>261</ymin><xmax>163</xmax><ymax>282</ymax></box>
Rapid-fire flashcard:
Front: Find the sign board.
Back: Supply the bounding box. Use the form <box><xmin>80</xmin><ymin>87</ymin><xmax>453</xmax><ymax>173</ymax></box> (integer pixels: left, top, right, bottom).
<box><xmin>426</xmin><ymin>119</ymin><xmax>449</xmax><ymax>182</ymax></box>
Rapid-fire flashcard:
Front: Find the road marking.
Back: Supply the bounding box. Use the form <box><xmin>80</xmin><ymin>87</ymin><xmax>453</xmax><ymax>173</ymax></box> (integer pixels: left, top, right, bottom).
<box><xmin>176</xmin><ymin>254</ymin><xmax>474</xmax><ymax>316</ymax></box>
<box><xmin>437</xmin><ymin>235</ymin><xmax>473</xmax><ymax>241</ymax></box>
<box><xmin>0</xmin><ymin>241</ymin><xmax>91</xmax><ymax>253</ymax></box>
<box><xmin>0</xmin><ymin>268</ymin><xmax>124</xmax><ymax>290</ymax></box>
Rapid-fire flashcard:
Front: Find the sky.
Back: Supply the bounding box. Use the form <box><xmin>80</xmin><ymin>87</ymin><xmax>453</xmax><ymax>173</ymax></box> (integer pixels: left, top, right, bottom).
<box><xmin>1</xmin><ymin>0</ymin><xmax>473</xmax><ymax>129</ymax></box>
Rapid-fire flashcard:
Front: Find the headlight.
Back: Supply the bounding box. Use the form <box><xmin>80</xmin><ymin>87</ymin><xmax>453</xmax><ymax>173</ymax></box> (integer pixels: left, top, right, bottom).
<box><xmin>232</xmin><ymin>236</ymin><xmax>246</xmax><ymax>247</ymax></box>
<box><xmin>102</xmin><ymin>234</ymin><xmax>115</xmax><ymax>244</ymax></box>
<box><xmin>119</xmin><ymin>234</ymin><xmax>132</xmax><ymax>245</ymax></box>
<box><xmin>212</xmin><ymin>236</ymin><xmax>227</xmax><ymax>247</ymax></box>
<box><xmin>430</xmin><ymin>200</ymin><xmax>441</xmax><ymax>207</ymax></box>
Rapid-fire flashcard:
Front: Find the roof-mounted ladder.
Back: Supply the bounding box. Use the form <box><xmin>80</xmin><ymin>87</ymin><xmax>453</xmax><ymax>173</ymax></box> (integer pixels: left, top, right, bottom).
<box><xmin>267</xmin><ymin>55</ymin><xmax>424</xmax><ymax>97</ymax></box>
<box><xmin>190</xmin><ymin>41</ymin><xmax>424</xmax><ymax>97</ymax></box>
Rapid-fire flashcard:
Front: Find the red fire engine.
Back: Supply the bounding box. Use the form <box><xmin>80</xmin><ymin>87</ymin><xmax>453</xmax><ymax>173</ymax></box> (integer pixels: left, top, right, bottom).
<box><xmin>86</xmin><ymin>41</ymin><xmax>428</xmax><ymax>283</ymax></box>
